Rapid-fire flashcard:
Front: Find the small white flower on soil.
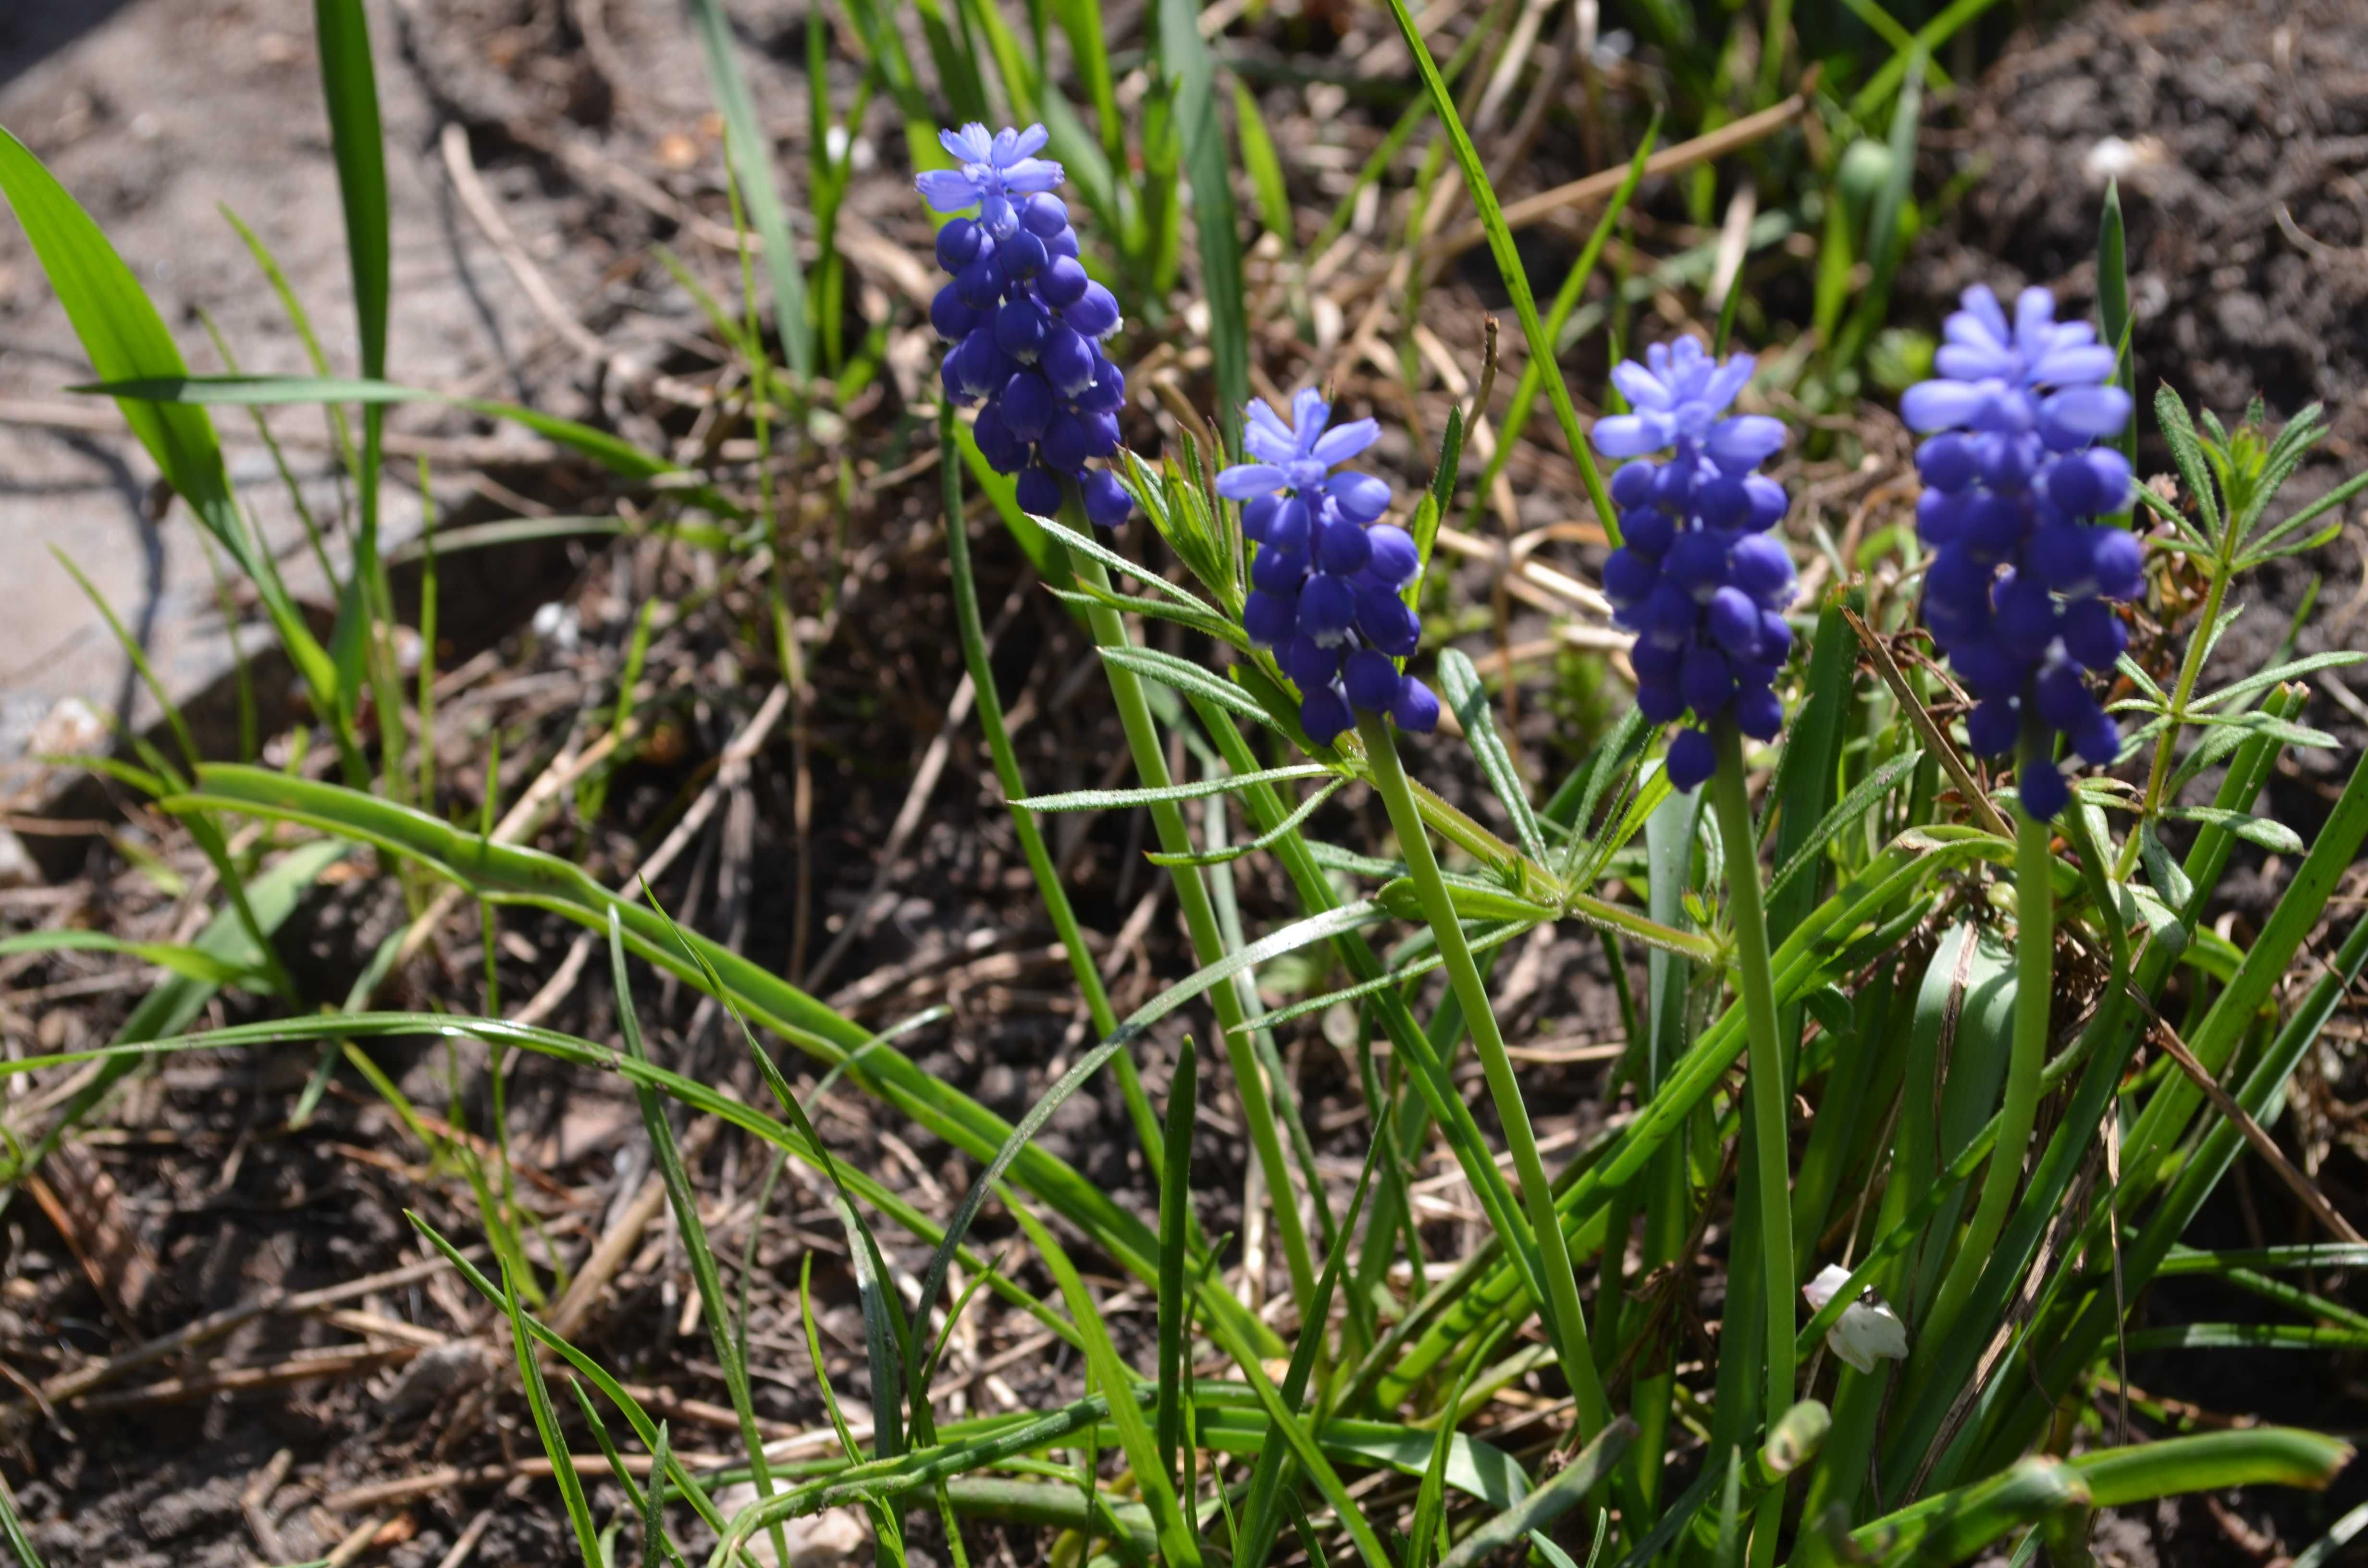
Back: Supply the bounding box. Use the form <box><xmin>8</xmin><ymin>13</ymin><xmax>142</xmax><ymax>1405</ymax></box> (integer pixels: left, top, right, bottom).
<box><xmin>1802</xmin><ymin>1263</ymin><xmax>1910</xmax><ymax>1374</ymax></box>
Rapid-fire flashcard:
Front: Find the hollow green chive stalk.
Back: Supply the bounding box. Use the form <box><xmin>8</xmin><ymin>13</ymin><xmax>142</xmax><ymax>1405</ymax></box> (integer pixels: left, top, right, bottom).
<box><xmin>1920</xmin><ymin>763</ymin><xmax>2055</xmax><ymax>1356</ymax></box>
<box><xmin>1354</xmin><ymin>709</ymin><xmax>1613</xmax><ymax>1439</ymax></box>
<box><xmin>1066</xmin><ymin>517</ymin><xmax>1319</xmax><ymax>1317</ymax></box>
<box><xmin>1706</xmin><ymin>720</ymin><xmax>1795</xmax><ymax>1562</ymax></box>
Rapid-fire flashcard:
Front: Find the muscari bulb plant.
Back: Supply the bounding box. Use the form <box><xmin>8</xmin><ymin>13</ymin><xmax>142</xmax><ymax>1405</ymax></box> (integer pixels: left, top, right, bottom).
<box><xmin>1902</xmin><ymin>283</ymin><xmax>2138</xmax><ymax>818</ymax></box>
<box><xmin>1591</xmin><ymin>337</ymin><xmax>1796</xmax><ymax>789</ymax></box>
<box><xmin>920</xmin><ymin>122</ymin><xmax>1135</xmax><ymax>527</ymax></box>
<box><xmin>1223</xmin><ymin>390</ymin><xmax>1440</xmax><ymax>743</ymax></box>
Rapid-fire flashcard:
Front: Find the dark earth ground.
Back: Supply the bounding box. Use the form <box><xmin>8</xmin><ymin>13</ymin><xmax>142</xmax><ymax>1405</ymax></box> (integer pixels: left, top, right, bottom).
<box><xmin>3</xmin><ymin>0</ymin><xmax>2368</xmax><ymax>1563</ymax></box>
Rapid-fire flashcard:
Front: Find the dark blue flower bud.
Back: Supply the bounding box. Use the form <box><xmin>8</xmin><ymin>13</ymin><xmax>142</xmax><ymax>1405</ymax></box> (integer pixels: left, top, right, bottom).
<box><xmin>1330</xmin><ymin>472</ymin><xmax>1392</xmax><ymax>522</ymax></box>
<box><xmin>1991</xmin><ymin>572</ymin><xmax>2057</xmax><ymax>660</ymax></box>
<box><xmin>2060</xmin><ymin>597</ymin><xmax>2126</xmax><ymax>671</ymax></box>
<box><xmin>2071</xmin><ymin>709</ymin><xmax>2121</xmax><ymax>766</ymax></box>
<box><xmin>1065</xmin><ymin>282</ymin><xmax>1121</xmax><ymax>338</ymax></box>
<box><xmin>1611</xmin><ymin>461</ymin><xmax>1658</xmax><ymax>507</ymax></box>
<box><xmin>936</xmin><ymin>217</ymin><xmax>985</xmax><ymax>271</ymax></box>
<box><xmin>1243</xmin><ymin>589</ymin><xmax>1297</xmax><ymax>647</ymax></box>
<box><xmin>1915</xmin><ymin>432</ymin><xmax>1979</xmax><ymax>491</ymax></box>
<box><xmin>1680</xmin><ymin>646</ymin><xmax>1734</xmax><ymax>715</ymax></box>
<box><xmin>1950</xmin><ymin>637</ymin><xmax>2023</xmax><ymax>698</ymax></box>
<box><xmin>1728</xmin><ymin>534</ymin><xmax>1793</xmax><ymax>607</ymax></box>
<box><xmin>1665</xmin><ymin>528</ymin><xmax>1732</xmax><ymax>600</ymax></box>
<box><xmin>1965</xmin><ymin>698</ymin><xmax>2019</xmax><ymax>757</ymax></box>
<box><xmin>1622</xmin><ymin>507</ymin><xmax>1676</xmax><ymax>560</ymax></box>
<box><xmin>1667</xmin><ymin>728</ymin><xmax>1716</xmax><ymax>790</ymax></box>
<box><xmin>954</xmin><ymin>329</ymin><xmax>1012</xmax><ymax>399</ymax></box>
<box><xmin>1037</xmin><ymin>255</ymin><xmax>1089</xmax><ymax>309</ymax></box>
<box><xmin>1365</xmin><ymin>525</ymin><xmax>1419</xmax><ymax>588</ymax></box>
<box><xmin>2091</xmin><ymin>528</ymin><xmax>2144</xmax><ymax>600</ymax></box>
<box><xmin>1744</xmin><ymin>473</ymin><xmax>1789</xmax><ymax>531</ymax></box>
<box><xmin>1285</xmin><ymin>634</ymin><xmax>1343</xmax><ymax>688</ymax></box>
<box><xmin>996</xmin><ymin>228</ymin><xmax>1048</xmax><ymax>282</ymax></box>
<box><xmin>1241</xmin><ymin>493</ymin><xmax>1280</xmax><ymax>543</ymax></box>
<box><xmin>1074</xmin><ymin>353</ymin><xmax>1125</xmax><ymax>414</ymax></box>
<box><xmin>1603</xmin><ymin>548</ymin><xmax>1658</xmax><ymax>608</ymax></box>
<box><xmin>1045</xmin><ymin>226</ymin><xmax>1079</xmax><ymax>259</ymax></box>
<box><xmin>1639</xmin><ymin>581</ymin><xmax>1697</xmax><ymax>648</ymax></box>
<box><xmin>1344</xmin><ymin>649</ymin><xmax>1405</xmax><ymax>713</ymax></box>
<box><xmin>1697</xmin><ymin>474</ymin><xmax>1751</xmax><ymax>529</ymax></box>
<box><xmin>994</xmin><ymin>294</ymin><xmax>1050</xmax><ymax>360</ymax></box>
<box><xmin>931</xmin><ymin>283</ymin><xmax>980</xmax><ymax>341</ymax></box>
<box><xmin>2020</xmin><ymin>761</ymin><xmax>2069</xmax><ymax>820</ymax></box>
<box><xmin>1708</xmin><ymin>586</ymin><xmax>1761</xmax><ymax>658</ymax></box>
<box><xmin>1355</xmin><ymin>583</ymin><xmax>1420</xmax><ymax>658</ymax></box>
<box><xmin>1252</xmin><ymin>545</ymin><xmax>1309</xmax><ymax>594</ymax></box>
<box><xmin>1735</xmin><ymin>684</ymin><xmax>1783</xmax><ymax>740</ymax></box>
<box><xmin>1082</xmin><ymin>468</ymin><xmax>1133</xmax><ymax>528</ymax></box>
<box><xmin>1393</xmin><ymin>676</ymin><xmax>1441</xmax><ymax>733</ymax></box>
<box><xmin>1302</xmin><ymin>683</ymin><xmax>1354</xmax><ymax>745</ymax></box>
<box><xmin>1000</xmin><ymin>370</ymin><xmax>1055</xmax><ymax>441</ymax></box>
<box><xmin>1316</xmin><ymin>513</ymin><xmax>1371</xmax><ymax>576</ymax></box>
<box><xmin>1637</xmin><ymin>678</ymin><xmax>1685</xmax><ymax>723</ymax></box>
<box><xmin>1961</xmin><ymin>492</ymin><xmax>2024</xmax><ymax>562</ymax></box>
<box><xmin>973</xmin><ymin>400</ymin><xmax>1027</xmax><ymax>474</ymax></box>
<box><xmin>1019</xmin><ymin>193</ymin><xmax>1069</xmax><ymax>236</ymax></box>
<box><xmin>1015</xmin><ymin>465</ymin><xmax>1062</xmax><ymax>515</ymax></box>
<box><xmin>1630</xmin><ymin>638</ymin><xmax>1681</xmax><ymax>682</ymax></box>
<box><xmin>1267</xmin><ymin>497</ymin><xmax>1311</xmax><ymax>554</ymax></box>
<box><xmin>1039</xmin><ymin>324</ymin><xmax>1094</xmax><ymax>399</ymax></box>
<box><xmin>1299</xmin><ymin>573</ymin><xmax>1357</xmax><ymax>645</ymax></box>
<box><xmin>955</xmin><ymin>254</ymin><xmax>1004</xmax><ymax>310</ymax></box>
<box><xmin>2034</xmin><ymin>660</ymin><xmax>2096</xmax><ymax>734</ymax></box>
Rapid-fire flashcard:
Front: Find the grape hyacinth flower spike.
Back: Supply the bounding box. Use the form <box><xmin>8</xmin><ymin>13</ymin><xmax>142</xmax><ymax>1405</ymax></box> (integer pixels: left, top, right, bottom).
<box><xmin>1902</xmin><ymin>283</ymin><xmax>2137</xmax><ymax>819</ymax></box>
<box><xmin>918</xmin><ymin>122</ymin><xmax>1133</xmax><ymax>528</ymax></box>
<box><xmin>1219</xmin><ymin>390</ymin><xmax>1436</xmax><ymax>745</ymax></box>
<box><xmin>1590</xmin><ymin>337</ymin><xmax>1796</xmax><ymax>790</ymax></box>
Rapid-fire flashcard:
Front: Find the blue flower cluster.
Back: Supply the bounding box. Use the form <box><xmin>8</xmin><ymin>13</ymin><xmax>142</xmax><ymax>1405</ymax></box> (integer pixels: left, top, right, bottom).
<box><xmin>1591</xmin><ymin>338</ymin><xmax>1795</xmax><ymax>792</ymax></box>
<box><xmin>1902</xmin><ymin>285</ymin><xmax>2139</xmax><ymax>820</ymax></box>
<box><xmin>1221</xmin><ymin>390</ymin><xmax>1438</xmax><ymax>744</ymax></box>
<box><xmin>918</xmin><ymin>124</ymin><xmax>1132</xmax><ymax>527</ymax></box>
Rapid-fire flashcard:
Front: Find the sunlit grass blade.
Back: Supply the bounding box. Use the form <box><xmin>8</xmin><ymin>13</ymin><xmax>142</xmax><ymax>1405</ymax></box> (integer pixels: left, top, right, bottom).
<box><xmin>500</xmin><ymin>1256</ymin><xmax>606</xmax><ymax>1567</ymax></box>
<box><xmin>1375</xmin><ymin>0</ymin><xmax>1622</xmax><ymax>542</ymax></box>
<box><xmin>607</xmin><ymin>909</ymin><xmax>795</xmax><ymax>1568</ymax></box>
<box><xmin>1008</xmin><ymin>1201</ymin><xmax>1204</xmax><ymax>1568</ymax></box>
<box><xmin>1436</xmin><ymin>1421</ymin><xmax>1636</xmax><ymax>1568</ymax></box>
<box><xmin>0</xmin><ymin>129</ymin><xmax>340</xmax><ymax>712</ymax></box>
<box><xmin>1155</xmin><ymin>1035</ymin><xmax>1196</xmax><ymax>1496</ymax></box>
<box><xmin>687</xmin><ymin>0</ymin><xmax>811</xmax><ymax>377</ymax></box>
<box><xmin>1157</xmin><ymin>0</ymin><xmax>1247</xmax><ymax>431</ymax></box>
<box><xmin>312</xmin><ymin>0</ymin><xmax>390</xmax><ymax>570</ymax></box>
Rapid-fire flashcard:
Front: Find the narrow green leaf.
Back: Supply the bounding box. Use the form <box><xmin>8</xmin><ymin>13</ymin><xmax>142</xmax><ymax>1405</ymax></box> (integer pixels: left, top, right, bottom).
<box><xmin>1159</xmin><ymin>0</ymin><xmax>1248</xmax><ymax>429</ymax></box>
<box><xmin>499</xmin><ymin>1257</ymin><xmax>607</xmax><ymax>1567</ymax></box>
<box><xmin>687</xmin><ymin>0</ymin><xmax>812</xmax><ymax>375</ymax></box>
<box><xmin>1437</xmin><ymin>649</ymin><xmax>1548</xmax><ymax>864</ymax></box>
<box><xmin>1374</xmin><ymin>0</ymin><xmax>1620</xmax><ymax>543</ymax></box>
<box><xmin>1439</xmin><ymin>1421</ymin><xmax>1636</xmax><ymax>1568</ymax></box>
<box><xmin>1014</xmin><ymin>763</ymin><xmax>1332</xmax><ymax>812</ymax></box>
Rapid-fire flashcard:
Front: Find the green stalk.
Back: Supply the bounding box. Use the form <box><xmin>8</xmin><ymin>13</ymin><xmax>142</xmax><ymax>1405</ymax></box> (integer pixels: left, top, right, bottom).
<box><xmin>1920</xmin><ymin>778</ymin><xmax>2054</xmax><ymax>1360</ymax></box>
<box><xmin>1354</xmin><ymin>710</ymin><xmax>1611</xmax><ymax>1438</ymax></box>
<box><xmin>939</xmin><ymin>417</ymin><xmax>1163</xmax><ymax>1175</ymax></box>
<box><xmin>1705</xmin><ymin>722</ymin><xmax>1795</xmax><ymax>1562</ymax></box>
<box><xmin>1067</xmin><ymin>535</ymin><xmax>1317</xmax><ymax>1316</ymax></box>
<box><xmin>1923</xmin><ymin>791</ymin><xmax>2055</xmax><ymax>1373</ymax></box>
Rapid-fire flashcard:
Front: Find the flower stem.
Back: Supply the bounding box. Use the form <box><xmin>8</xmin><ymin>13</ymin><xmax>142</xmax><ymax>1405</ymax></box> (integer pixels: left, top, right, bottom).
<box><xmin>1921</xmin><ymin>779</ymin><xmax>2054</xmax><ymax>1357</ymax></box>
<box><xmin>1355</xmin><ymin>710</ymin><xmax>1613</xmax><ymax>1438</ymax></box>
<box><xmin>1068</xmin><ymin>541</ymin><xmax>1319</xmax><ymax>1317</ymax></box>
<box><xmin>1706</xmin><ymin>723</ymin><xmax>1797</xmax><ymax>1437</ymax></box>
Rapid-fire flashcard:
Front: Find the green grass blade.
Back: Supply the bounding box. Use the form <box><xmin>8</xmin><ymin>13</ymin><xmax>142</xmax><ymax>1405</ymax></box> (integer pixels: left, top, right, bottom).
<box><xmin>500</xmin><ymin>1257</ymin><xmax>607</xmax><ymax>1566</ymax></box>
<box><xmin>1374</xmin><ymin>0</ymin><xmax>1620</xmax><ymax>542</ymax></box>
<box><xmin>312</xmin><ymin>0</ymin><xmax>390</xmax><ymax>576</ymax></box>
<box><xmin>1155</xmin><ymin>1035</ymin><xmax>1196</xmax><ymax>1494</ymax></box>
<box><xmin>1009</xmin><ymin>1202</ymin><xmax>1204</xmax><ymax>1568</ymax></box>
<box><xmin>1437</xmin><ymin>649</ymin><xmax>1547</xmax><ymax>864</ymax></box>
<box><xmin>687</xmin><ymin>0</ymin><xmax>812</xmax><ymax>376</ymax></box>
<box><xmin>1437</xmin><ymin>1421</ymin><xmax>1637</xmax><ymax>1568</ymax></box>
<box><xmin>1157</xmin><ymin>0</ymin><xmax>1247</xmax><ymax>430</ymax></box>
<box><xmin>608</xmin><ymin>909</ymin><xmax>795</xmax><ymax>1567</ymax></box>
<box><xmin>0</xmin><ymin>1472</ymin><xmax>48</xmax><ymax>1568</ymax></box>
<box><xmin>0</xmin><ymin>131</ymin><xmax>338</xmax><ymax>708</ymax></box>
